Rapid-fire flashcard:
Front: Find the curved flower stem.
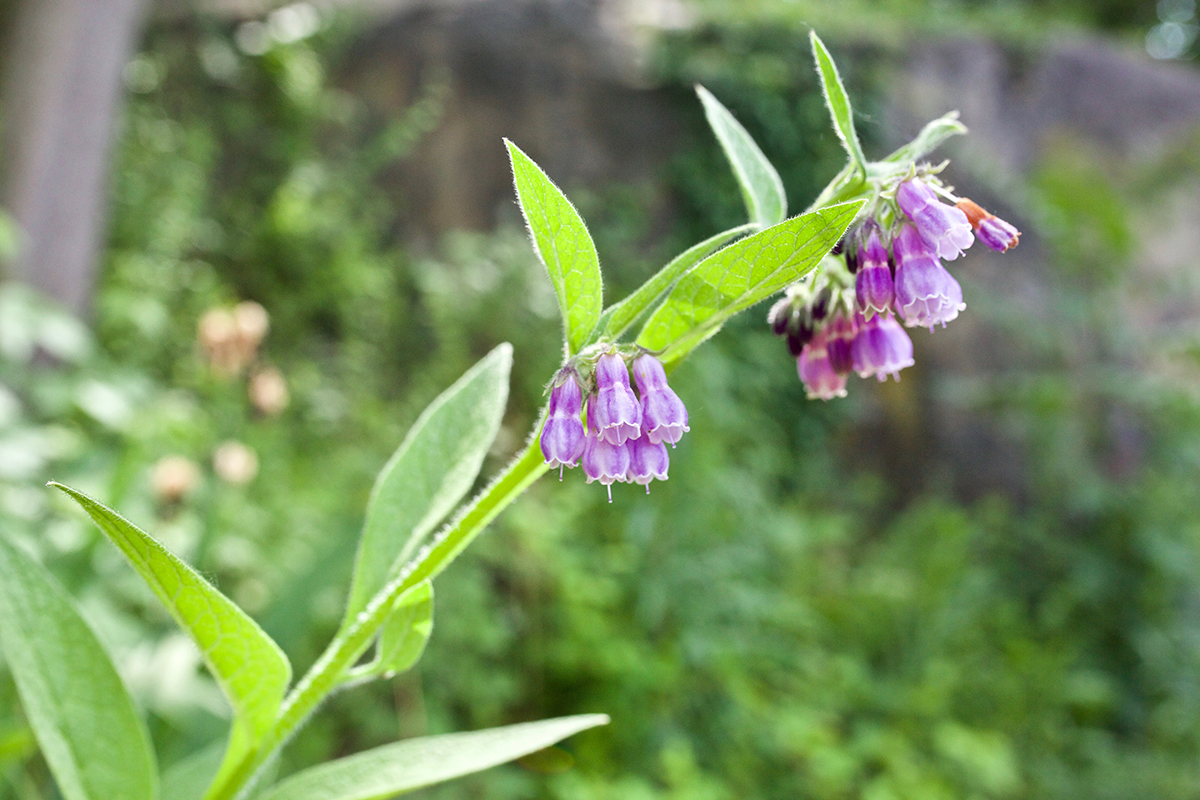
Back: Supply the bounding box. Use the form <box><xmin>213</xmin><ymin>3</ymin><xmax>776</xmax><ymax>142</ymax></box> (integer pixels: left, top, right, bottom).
<box><xmin>203</xmin><ymin>424</ymin><xmax>551</xmax><ymax>800</ymax></box>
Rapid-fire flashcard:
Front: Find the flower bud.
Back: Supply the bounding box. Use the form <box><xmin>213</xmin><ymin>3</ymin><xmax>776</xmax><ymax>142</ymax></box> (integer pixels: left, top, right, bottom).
<box><xmin>151</xmin><ymin>455</ymin><xmax>200</xmax><ymax>504</ymax></box>
<box><xmin>825</xmin><ymin>312</ymin><xmax>856</xmax><ymax>375</ymax></box>
<box><xmin>213</xmin><ymin>441</ymin><xmax>259</xmax><ymax>485</ymax></box>
<box><xmin>768</xmin><ymin>297</ymin><xmax>792</xmax><ymax>336</ymax></box>
<box><xmin>956</xmin><ymin>198</ymin><xmax>1021</xmax><ymax>253</ymax></box>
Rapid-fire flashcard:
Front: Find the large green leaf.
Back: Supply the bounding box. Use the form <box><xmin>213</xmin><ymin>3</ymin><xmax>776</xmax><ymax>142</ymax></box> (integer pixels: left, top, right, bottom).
<box><xmin>49</xmin><ymin>484</ymin><xmax>291</xmax><ymax>793</ymax></box>
<box><xmin>343</xmin><ymin>344</ymin><xmax>511</xmax><ymax>626</ymax></box>
<box><xmin>255</xmin><ymin>714</ymin><xmax>609</xmax><ymax>800</ymax></box>
<box><xmin>882</xmin><ymin>111</ymin><xmax>967</xmax><ymax>165</ymax></box>
<box><xmin>636</xmin><ymin>201</ymin><xmax>864</xmax><ymax>364</ymax></box>
<box><xmin>505</xmin><ymin>140</ymin><xmax>603</xmax><ymax>354</ymax></box>
<box><xmin>810</xmin><ymin>32</ymin><xmax>867</xmax><ymax>173</ymax></box>
<box><xmin>596</xmin><ymin>223</ymin><xmax>755</xmax><ymax>343</ymax></box>
<box><xmin>0</xmin><ymin>535</ymin><xmax>157</xmax><ymax>800</ymax></box>
<box><xmin>695</xmin><ymin>86</ymin><xmax>787</xmax><ymax>230</ymax></box>
<box><xmin>375</xmin><ymin>581</ymin><xmax>433</xmax><ymax>675</ymax></box>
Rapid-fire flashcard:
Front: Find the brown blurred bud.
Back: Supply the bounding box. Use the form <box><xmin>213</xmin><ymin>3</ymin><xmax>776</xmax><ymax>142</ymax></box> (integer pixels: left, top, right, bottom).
<box><xmin>213</xmin><ymin>441</ymin><xmax>258</xmax><ymax>485</ymax></box>
<box><xmin>249</xmin><ymin>367</ymin><xmax>289</xmax><ymax>416</ymax></box>
<box><xmin>233</xmin><ymin>301</ymin><xmax>269</xmax><ymax>349</ymax></box>
<box><xmin>197</xmin><ymin>302</ymin><xmax>270</xmax><ymax>377</ymax></box>
<box><xmin>151</xmin><ymin>455</ymin><xmax>201</xmax><ymax>503</ymax></box>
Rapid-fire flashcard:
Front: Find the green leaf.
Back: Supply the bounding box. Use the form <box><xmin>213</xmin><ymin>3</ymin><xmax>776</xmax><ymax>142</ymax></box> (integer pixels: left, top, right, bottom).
<box><xmin>882</xmin><ymin>111</ymin><xmax>967</xmax><ymax>165</ymax></box>
<box><xmin>0</xmin><ymin>535</ymin><xmax>157</xmax><ymax>800</ymax></box>
<box><xmin>636</xmin><ymin>201</ymin><xmax>864</xmax><ymax>364</ymax></box>
<box><xmin>505</xmin><ymin>140</ymin><xmax>603</xmax><ymax>354</ymax></box>
<box><xmin>695</xmin><ymin>86</ymin><xmax>787</xmax><ymax>230</ymax></box>
<box><xmin>343</xmin><ymin>344</ymin><xmax>511</xmax><ymax>626</ymax></box>
<box><xmin>255</xmin><ymin>714</ymin><xmax>609</xmax><ymax>800</ymax></box>
<box><xmin>596</xmin><ymin>223</ymin><xmax>755</xmax><ymax>343</ymax></box>
<box><xmin>49</xmin><ymin>483</ymin><xmax>292</xmax><ymax>794</ymax></box>
<box><xmin>809</xmin><ymin>32</ymin><xmax>867</xmax><ymax>173</ymax></box>
<box><xmin>161</xmin><ymin>742</ymin><xmax>224</xmax><ymax>800</ymax></box>
<box><xmin>376</xmin><ymin>581</ymin><xmax>433</xmax><ymax>675</ymax></box>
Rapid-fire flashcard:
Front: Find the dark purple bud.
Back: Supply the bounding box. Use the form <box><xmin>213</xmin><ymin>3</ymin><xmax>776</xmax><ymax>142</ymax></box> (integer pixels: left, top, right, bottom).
<box><xmin>592</xmin><ymin>352</ymin><xmax>642</xmax><ymax>446</ymax></box>
<box><xmin>825</xmin><ymin>312</ymin><xmax>856</xmax><ymax>375</ymax></box>
<box><xmin>854</xmin><ymin>229</ymin><xmax>894</xmax><ymax>318</ymax></box>
<box><xmin>851</xmin><ymin>311</ymin><xmax>915</xmax><ymax>381</ymax></box>
<box><xmin>540</xmin><ymin>368</ymin><xmax>586</xmax><ymax>474</ymax></box>
<box><xmin>632</xmin><ymin>354</ymin><xmax>689</xmax><ymax>446</ymax></box>
<box><xmin>768</xmin><ymin>297</ymin><xmax>792</xmax><ymax>336</ymax></box>
<box><xmin>797</xmin><ymin>328</ymin><xmax>848</xmax><ymax>401</ymax></box>
<box><xmin>845</xmin><ymin>244</ymin><xmax>859</xmax><ymax>274</ymax></box>
<box><xmin>810</xmin><ymin>287</ymin><xmax>833</xmax><ymax>321</ymax></box>
<box><xmin>831</xmin><ymin>237</ymin><xmax>845</xmax><ymax>256</ymax></box>
<box><xmin>626</xmin><ymin>435</ymin><xmax>670</xmax><ymax>491</ymax></box>
<box><xmin>893</xmin><ymin>224</ymin><xmax>966</xmax><ymax>330</ymax></box>
<box><xmin>582</xmin><ymin>402</ymin><xmax>630</xmax><ymax>502</ymax></box>
<box><xmin>896</xmin><ymin>178</ymin><xmax>974</xmax><ymax>261</ymax></box>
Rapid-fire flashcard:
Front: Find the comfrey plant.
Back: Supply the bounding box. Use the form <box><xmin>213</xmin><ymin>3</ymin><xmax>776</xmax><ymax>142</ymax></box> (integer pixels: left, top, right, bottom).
<box><xmin>766</xmin><ymin>40</ymin><xmax>1020</xmax><ymax>400</ymax></box>
<box><xmin>0</xmin><ymin>33</ymin><xmax>1004</xmax><ymax>800</ymax></box>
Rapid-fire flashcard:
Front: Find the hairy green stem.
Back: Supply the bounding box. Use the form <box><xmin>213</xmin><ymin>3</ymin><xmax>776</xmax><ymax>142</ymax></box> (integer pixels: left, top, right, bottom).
<box><xmin>204</xmin><ymin>431</ymin><xmax>550</xmax><ymax>800</ymax></box>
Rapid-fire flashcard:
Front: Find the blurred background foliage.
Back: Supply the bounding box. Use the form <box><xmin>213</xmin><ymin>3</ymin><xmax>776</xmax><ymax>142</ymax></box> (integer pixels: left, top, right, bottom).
<box><xmin>5</xmin><ymin>1</ymin><xmax>1200</xmax><ymax>799</ymax></box>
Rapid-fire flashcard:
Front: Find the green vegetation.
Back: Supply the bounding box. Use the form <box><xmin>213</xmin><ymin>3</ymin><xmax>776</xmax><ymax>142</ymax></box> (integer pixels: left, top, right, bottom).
<box><xmin>5</xmin><ymin>3</ymin><xmax>1200</xmax><ymax>799</ymax></box>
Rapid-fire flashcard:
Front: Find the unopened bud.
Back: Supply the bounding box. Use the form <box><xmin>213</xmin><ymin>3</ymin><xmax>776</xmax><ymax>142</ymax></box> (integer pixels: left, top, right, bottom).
<box><xmin>768</xmin><ymin>297</ymin><xmax>793</xmax><ymax>336</ymax></box>
<box><xmin>151</xmin><ymin>455</ymin><xmax>200</xmax><ymax>503</ymax></box>
<box><xmin>249</xmin><ymin>367</ymin><xmax>289</xmax><ymax>416</ymax></box>
<box><xmin>213</xmin><ymin>441</ymin><xmax>258</xmax><ymax>485</ymax></box>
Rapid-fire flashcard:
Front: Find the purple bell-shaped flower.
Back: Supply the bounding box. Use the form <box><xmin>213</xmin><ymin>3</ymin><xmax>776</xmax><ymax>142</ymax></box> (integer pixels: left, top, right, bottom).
<box><xmin>798</xmin><ymin>328</ymin><xmax>848</xmax><ymax>400</ymax></box>
<box><xmin>896</xmin><ymin>178</ymin><xmax>974</xmax><ymax>261</ymax></box>
<box><xmin>631</xmin><ymin>354</ymin><xmax>689</xmax><ymax>446</ymax></box>
<box><xmin>540</xmin><ymin>368</ymin><xmax>586</xmax><ymax>476</ymax></box>
<box><xmin>592</xmin><ymin>352</ymin><xmax>642</xmax><ymax>446</ymax></box>
<box><xmin>582</xmin><ymin>401</ymin><xmax>629</xmax><ymax>502</ymax></box>
<box><xmin>893</xmin><ymin>224</ymin><xmax>966</xmax><ymax>329</ymax></box>
<box><xmin>854</xmin><ymin>228</ymin><xmax>894</xmax><ymax>318</ymax></box>
<box><xmin>626</xmin><ymin>435</ymin><xmax>670</xmax><ymax>492</ymax></box>
<box><xmin>851</xmin><ymin>311</ymin><xmax>915</xmax><ymax>382</ymax></box>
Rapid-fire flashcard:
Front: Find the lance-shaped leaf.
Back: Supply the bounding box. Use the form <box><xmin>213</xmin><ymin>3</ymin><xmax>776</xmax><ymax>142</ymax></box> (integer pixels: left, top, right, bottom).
<box><xmin>49</xmin><ymin>484</ymin><xmax>291</xmax><ymax>794</ymax></box>
<box><xmin>810</xmin><ymin>32</ymin><xmax>867</xmax><ymax>173</ymax></box>
<box><xmin>695</xmin><ymin>86</ymin><xmax>787</xmax><ymax>230</ymax></box>
<box><xmin>882</xmin><ymin>111</ymin><xmax>967</xmax><ymax>165</ymax></box>
<box><xmin>637</xmin><ymin>201</ymin><xmax>864</xmax><ymax>364</ymax></box>
<box><xmin>375</xmin><ymin>581</ymin><xmax>433</xmax><ymax>675</ymax></box>
<box><xmin>0</xmin><ymin>535</ymin><xmax>157</xmax><ymax>800</ymax></box>
<box><xmin>343</xmin><ymin>344</ymin><xmax>510</xmax><ymax>627</ymax></box>
<box><xmin>595</xmin><ymin>223</ymin><xmax>755</xmax><ymax>343</ymax></box>
<box><xmin>506</xmin><ymin>140</ymin><xmax>603</xmax><ymax>355</ymax></box>
<box><xmin>255</xmin><ymin>714</ymin><xmax>609</xmax><ymax>800</ymax></box>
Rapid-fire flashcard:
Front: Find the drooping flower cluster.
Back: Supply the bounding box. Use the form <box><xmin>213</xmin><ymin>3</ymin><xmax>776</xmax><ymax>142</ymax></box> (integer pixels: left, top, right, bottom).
<box><xmin>539</xmin><ymin>352</ymin><xmax>689</xmax><ymax>500</ymax></box>
<box><xmin>770</xmin><ymin>176</ymin><xmax>1020</xmax><ymax>400</ymax></box>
